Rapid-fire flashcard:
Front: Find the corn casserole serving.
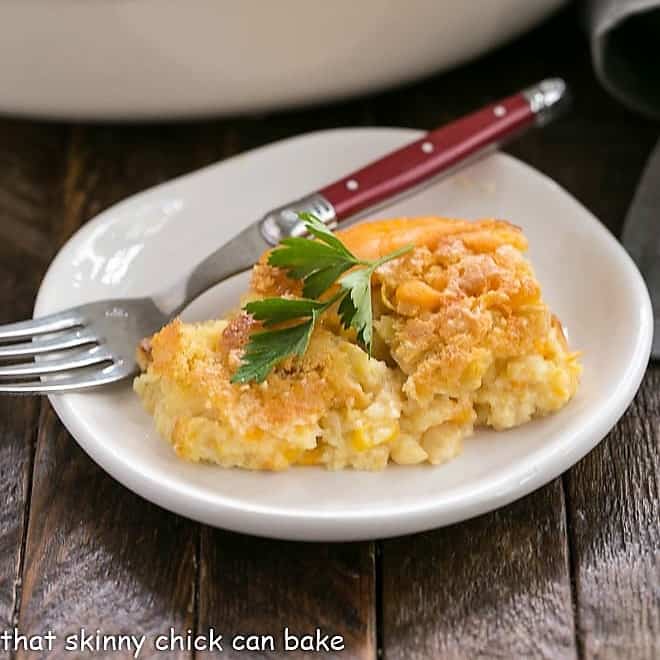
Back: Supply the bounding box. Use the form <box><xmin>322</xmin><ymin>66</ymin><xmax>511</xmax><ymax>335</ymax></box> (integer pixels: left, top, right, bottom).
<box><xmin>134</xmin><ymin>216</ymin><xmax>581</xmax><ymax>471</ymax></box>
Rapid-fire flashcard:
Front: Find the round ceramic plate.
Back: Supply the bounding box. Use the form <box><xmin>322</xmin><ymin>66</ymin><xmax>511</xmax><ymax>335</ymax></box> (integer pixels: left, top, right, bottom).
<box><xmin>35</xmin><ymin>128</ymin><xmax>653</xmax><ymax>541</ymax></box>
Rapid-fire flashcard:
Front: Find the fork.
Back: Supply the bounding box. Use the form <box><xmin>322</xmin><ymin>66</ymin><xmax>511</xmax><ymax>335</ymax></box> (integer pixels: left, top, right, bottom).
<box><xmin>0</xmin><ymin>79</ymin><xmax>567</xmax><ymax>394</ymax></box>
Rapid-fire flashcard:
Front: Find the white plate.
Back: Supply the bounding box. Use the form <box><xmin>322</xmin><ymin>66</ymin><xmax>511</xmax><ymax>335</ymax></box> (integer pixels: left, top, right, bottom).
<box><xmin>35</xmin><ymin>128</ymin><xmax>653</xmax><ymax>541</ymax></box>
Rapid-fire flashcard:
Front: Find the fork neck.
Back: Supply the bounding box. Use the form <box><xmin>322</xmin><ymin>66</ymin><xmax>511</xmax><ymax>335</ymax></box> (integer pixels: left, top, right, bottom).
<box><xmin>151</xmin><ymin>223</ymin><xmax>269</xmax><ymax>318</ymax></box>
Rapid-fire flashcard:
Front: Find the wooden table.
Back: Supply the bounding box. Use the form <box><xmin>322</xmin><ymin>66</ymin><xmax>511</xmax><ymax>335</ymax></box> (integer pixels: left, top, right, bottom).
<box><xmin>1</xmin><ymin>8</ymin><xmax>658</xmax><ymax>659</ymax></box>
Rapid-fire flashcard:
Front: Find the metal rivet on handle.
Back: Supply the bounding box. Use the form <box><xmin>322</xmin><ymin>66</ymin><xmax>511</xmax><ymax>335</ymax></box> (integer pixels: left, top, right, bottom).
<box><xmin>494</xmin><ymin>105</ymin><xmax>506</xmax><ymax>117</ymax></box>
<box><xmin>421</xmin><ymin>141</ymin><xmax>434</xmax><ymax>154</ymax></box>
<box><xmin>346</xmin><ymin>179</ymin><xmax>359</xmax><ymax>191</ymax></box>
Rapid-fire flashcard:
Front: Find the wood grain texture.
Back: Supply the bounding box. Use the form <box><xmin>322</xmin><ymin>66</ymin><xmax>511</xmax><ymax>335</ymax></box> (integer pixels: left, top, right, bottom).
<box><xmin>381</xmin><ymin>481</ymin><xmax>576</xmax><ymax>659</ymax></box>
<box><xmin>566</xmin><ymin>365</ymin><xmax>660</xmax><ymax>659</ymax></box>
<box><xmin>17</xmin><ymin>406</ymin><xmax>196</xmax><ymax>659</ymax></box>
<box><xmin>15</xmin><ymin>127</ymin><xmax>219</xmax><ymax>659</ymax></box>
<box><xmin>198</xmin><ymin>530</ymin><xmax>375</xmax><ymax>659</ymax></box>
<box><xmin>0</xmin><ymin>5</ymin><xmax>657</xmax><ymax>658</ymax></box>
<box><xmin>0</xmin><ymin>123</ymin><xmax>67</xmax><ymax>263</ymax></box>
<box><xmin>376</xmin><ymin>9</ymin><xmax>657</xmax><ymax>659</ymax></box>
<box><xmin>0</xmin><ymin>120</ymin><xmax>69</xmax><ymax>659</ymax></box>
<box><xmin>14</xmin><ymin>122</ymin><xmax>378</xmax><ymax>659</ymax></box>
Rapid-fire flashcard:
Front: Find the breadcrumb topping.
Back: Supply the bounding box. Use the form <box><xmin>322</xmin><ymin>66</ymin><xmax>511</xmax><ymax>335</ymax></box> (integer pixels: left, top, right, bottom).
<box><xmin>135</xmin><ymin>217</ymin><xmax>581</xmax><ymax>470</ymax></box>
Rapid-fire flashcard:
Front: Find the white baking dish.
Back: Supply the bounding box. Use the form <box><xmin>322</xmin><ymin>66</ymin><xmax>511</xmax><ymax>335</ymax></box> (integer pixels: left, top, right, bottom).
<box><xmin>0</xmin><ymin>0</ymin><xmax>565</xmax><ymax>120</ymax></box>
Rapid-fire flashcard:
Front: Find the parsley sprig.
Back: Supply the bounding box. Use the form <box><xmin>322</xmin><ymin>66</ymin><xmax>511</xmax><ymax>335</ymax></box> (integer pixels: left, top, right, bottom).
<box><xmin>231</xmin><ymin>214</ymin><xmax>412</xmax><ymax>384</ymax></box>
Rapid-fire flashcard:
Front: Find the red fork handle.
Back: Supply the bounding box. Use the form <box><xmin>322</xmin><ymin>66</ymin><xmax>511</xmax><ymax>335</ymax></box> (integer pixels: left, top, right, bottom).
<box><xmin>322</xmin><ymin>93</ymin><xmax>534</xmax><ymax>221</ymax></box>
<box><xmin>259</xmin><ymin>79</ymin><xmax>568</xmax><ymax>245</ymax></box>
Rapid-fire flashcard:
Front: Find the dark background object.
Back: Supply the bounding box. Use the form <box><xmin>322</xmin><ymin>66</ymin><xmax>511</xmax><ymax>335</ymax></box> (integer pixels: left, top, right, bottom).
<box><xmin>585</xmin><ymin>0</ymin><xmax>660</xmax><ymax>118</ymax></box>
<box><xmin>622</xmin><ymin>141</ymin><xmax>660</xmax><ymax>358</ymax></box>
<box><xmin>0</xmin><ymin>7</ymin><xmax>658</xmax><ymax>659</ymax></box>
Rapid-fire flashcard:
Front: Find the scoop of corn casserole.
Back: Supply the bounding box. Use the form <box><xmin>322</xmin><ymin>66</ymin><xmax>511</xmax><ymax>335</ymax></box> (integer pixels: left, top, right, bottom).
<box><xmin>134</xmin><ymin>217</ymin><xmax>581</xmax><ymax>470</ymax></box>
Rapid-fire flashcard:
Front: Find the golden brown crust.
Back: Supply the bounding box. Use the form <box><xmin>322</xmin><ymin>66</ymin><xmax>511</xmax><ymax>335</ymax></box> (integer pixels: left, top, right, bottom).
<box><xmin>135</xmin><ymin>216</ymin><xmax>581</xmax><ymax>471</ymax></box>
<box><xmin>250</xmin><ymin>257</ymin><xmax>302</xmax><ymax>298</ymax></box>
<box><xmin>220</xmin><ymin>311</ymin><xmax>257</xmax><ymax>352</ymax></box>
<box><xmin>337</xmin><ymin>216</ymin><xmax>527</xmax><ymax>261</ymax></box>
<box><xmin>148</xmin><ymin>319</ymin><xmax>325</xmax><ymax>431</ymax></box>
<box><xmin>136</xmin><ymin>337</ymin><xmax>152</xmax><ymax>372</ymax></box>
<box><xmin>368</xmin><ymin>232</ymin><xmax>549</xmax><ymax>402</ymax></box>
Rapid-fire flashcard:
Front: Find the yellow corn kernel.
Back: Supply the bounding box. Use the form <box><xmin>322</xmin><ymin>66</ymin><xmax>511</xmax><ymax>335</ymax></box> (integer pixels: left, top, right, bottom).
<box><xmin>452</xmin><ymin>407</ymin><xmax>474</xmax><ymax>425</ymax></box>
<box><xmin>391</xmin><ymin>435</ymin><xmax>427</xmax><ymax>464</ymax></box>
<box><xmin>425</xmin><ymin>266</ymin><xmax>448</xmax><ymax>292</ymax></box>
<box><xmin>244</xmin><ymin>427</ymin><xmax>264</xmax><ymax>442</ymax></box>
<box><xmin>298</xmin><ymin>446</ymin><xmax>324</xmax><ymax>465</ymax></box>
<box><xmin>395</xmin><ymin>279</ymin><xmax>443</xmax><ymax>312</ymax></box>
<box><xmin>350</xmin><ymin>428</ymin><xmax>370</xmax><ymax>451</ymax></box>
<box><xmin>380</xmin><ymin>284</ymin><xmax>397</xmax><ymax>312</ymax></box>
<box><xmin>551</xmin><ymin>376</ymin><xmax>568</xmax><ymax>398</ymax></box>
<box><xmin>283</xmin><ymin>447</ymin><xmax>302</xmax><ymax>463</ymax></box>
<box><xmin>422</xmin><ymin>423</ymin><xmax>464</xmax><ymax>465</ymax></box>
<box><xmin>460</xmin><ymin>360</ymin><xmax>484</xmax><ymax>387</ymax></box>
<box><xmin>384</xmin><ymin>426</ymin><xmax>399</xmax><ymax>445</ymax></box>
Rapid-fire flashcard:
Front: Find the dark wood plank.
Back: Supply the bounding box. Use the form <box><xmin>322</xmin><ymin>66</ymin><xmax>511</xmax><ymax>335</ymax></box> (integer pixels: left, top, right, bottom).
<box><xmin>5</xmin><ymin>6</ymin><xmax>658</xmax><ymax>656</ymax></box>
<box><xmin>161</xmin><ymin>124</ymin><xmax>379</xmax><ymax>659</ymax></box>
<box><xmin>198</xmin><ymin>530</ymin><xmax>375</xmax><ymax>659</ymax></box>
<box><xmin>501</xmin><ymin>13</ymin><xmax>659</xmax><ymax>658</ymax></box>
<box><xmin>381</xmin><ymin>481</ymin><xmax>576</xmax><ymax>659</ymax></box>
<box><xmin>0</xmin><ymin>120</ymin><xmax>69</xmax><ymax>659</ymax></box>
<box><xmin>0</xmin><ymin>396</ymin><xmax>36</xmax><ymax>638</ymax></box>
<box><xmin>16</xmin><ymin>121</ymin><xmax>378</xmax><ymax>658</ymax></box>
<box><xmin>18</xmin><ymin>406</ymin><xmax>196</xmax><ymax>659</ymax></box>
<box><xmin>376</xmin><ymin>9</ymin><xmax>657</xmax><ymax>658</ymax></box>
<box><xmin>16</xmin><ymin>127</ymin><xmax>217</xmax><ymax>658</ymax></box>
<box><xmin>565</xmin><ymin>365</ymin><xmax>660</xmax><ymax>659</ymax></box>
<box><xmin>0</xmin><ymin>123</ymin><xmax>67</xmax><ymax>263</ymax></box>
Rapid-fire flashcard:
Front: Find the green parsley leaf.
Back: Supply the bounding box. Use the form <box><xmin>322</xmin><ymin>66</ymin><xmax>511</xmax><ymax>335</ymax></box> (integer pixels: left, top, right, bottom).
<box><xmin>301</xmin><ymin>261</ymin><xmax>354</xmax><ymax>299</ymax></box>
<box><xmin>297</xmin><ymin>212</ymin><xmax>355</xmax><ymax>259</ymax></box>
<box><xmin>268</xmin><ymin>237</ymin><xmax>351</xmax><ymax>279</ymax></box>
<box><xmin>244</xmin><ymin>297</ymin><xmax>326</xmax><ymax>327</ymax></box>
<box><xmin>230</xmin><ymin>314</ymin><xmax>317</xmax><ymax>384</ymax></box>
<box><xmin>338</xmin><ymin>268</ymin><xmax>373</xmax><ymax>352</ymax></box>
<box><xmin>232</xmin><ymin>213</ymin><xmax>414</xmax><ymax>383</ymax></box>
<box><xmin>337</xmin><ymin>244</ymin><xmax>414</xmax><ymax>353</ymax></box>
<box><xmin>268</xmin><ymin>214</ymin><xmax>359</xmax><ymax>298</ymax></box>
<box><xmin>371</xmin><ymin>244</ymin><xmax>415</xmax><ymax>269</ymax></box>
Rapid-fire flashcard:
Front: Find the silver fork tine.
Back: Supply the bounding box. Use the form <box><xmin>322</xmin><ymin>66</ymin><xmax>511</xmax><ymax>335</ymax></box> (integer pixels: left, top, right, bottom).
<box><xmin>0</xmin><ymin>330</ymin><xmax>96</xmax><ymax>359</ymax></box>
<box><xmin>0</xmin><ymin>364</ymin><xmax>131</xmax><ymax>394</ymax></box>
<box><xmin>0</xmin><ymin>346</ymin><xmax>111</xmax><ymax>378</ymax></box>
<box><xmin>0</xmin><ymin>310</ymin><xmax>84</xmax><ymax>342</ymax></box>
<box><xmin>0</xmin><ymin>297</ymin><xmax>166</xmax><ymax>394</ymax></box>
